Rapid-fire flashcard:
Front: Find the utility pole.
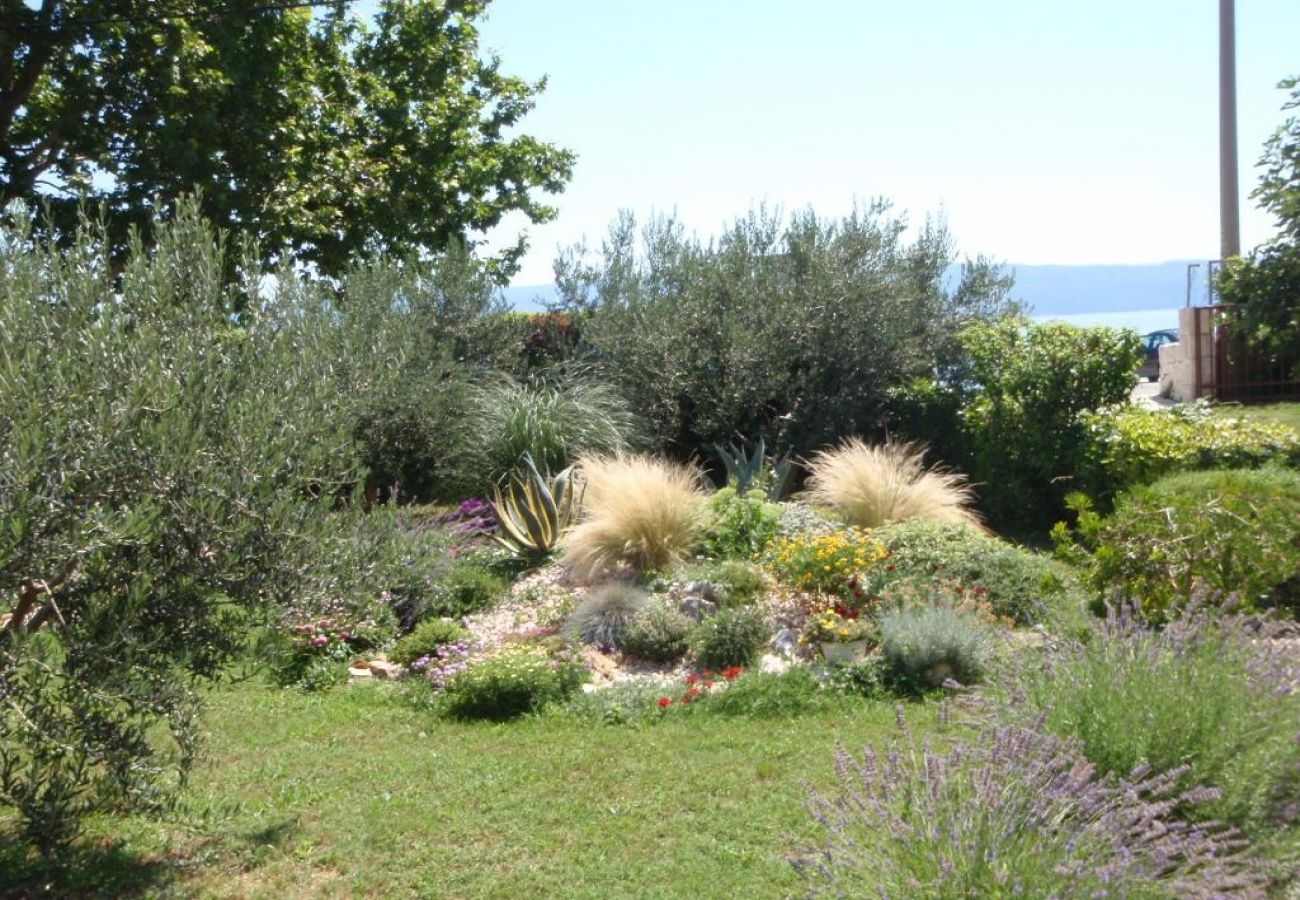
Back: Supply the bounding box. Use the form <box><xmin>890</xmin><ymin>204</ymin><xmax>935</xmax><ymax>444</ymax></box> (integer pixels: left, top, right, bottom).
<box><xmin>1219</xmin><ymin>0</ymin><xmax>1241</xmax><ymax>260</ymax></box>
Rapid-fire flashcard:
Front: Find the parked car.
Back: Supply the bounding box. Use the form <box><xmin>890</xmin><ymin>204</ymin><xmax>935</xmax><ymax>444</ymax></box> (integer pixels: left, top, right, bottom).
<box><xmin>1138</xmin><ymin>329</ymin><xmax>1179</xmax><ymax>381</ymax></box>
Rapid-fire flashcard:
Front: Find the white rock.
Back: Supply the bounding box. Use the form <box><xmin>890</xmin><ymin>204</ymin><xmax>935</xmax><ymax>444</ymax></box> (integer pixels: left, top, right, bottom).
<box><xmin>759</xmin><ymin>654</ymin><xmax>790</xmax><ymax>675</ymax></box>
<box><xmin>348</xmin><ymin>666</ymin><xmax>373</xmax><ymax>679</ymax></box>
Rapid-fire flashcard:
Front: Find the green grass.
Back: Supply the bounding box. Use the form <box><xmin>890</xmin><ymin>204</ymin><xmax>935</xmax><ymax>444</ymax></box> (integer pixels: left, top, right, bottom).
<box><xmin>1</xmin><ymin>680</ymin><xmax>933</xmax><ymax>898</ymax></box>
<box><xmin>1212</xmin><ymin>401</ymin><xmax>1300</xmax><ymax>434</ymax></box>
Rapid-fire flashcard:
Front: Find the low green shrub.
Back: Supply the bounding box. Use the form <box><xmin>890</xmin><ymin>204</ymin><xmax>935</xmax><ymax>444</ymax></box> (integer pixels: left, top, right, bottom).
<box><xmin>1055</xmin><ymin>467</ymin><xmax>1300</xmax><ymax>619</ymax></box>
<box><xmin>690</xmin><ymin>608</ymin><xmax>769</xmax><ymax>670</ymax></box>
<box><xmin>685</xmin><ymin>668</ymin><xmax>829</xmax><ymax>718</ymax></box>
<box><xmin>440</xmin><ymin>644</ymin><xmax>587</xmax><ymax>720</ymax></box>
<box><xmin>1010</xmin><ymin>602</ymin><xmax>1300</xmax><ymax>841</ymax></box>
<box><xmin>824</xmin><ymin>655</ymin><xmax>889</xmax><ymax>698</ymax></box>
<box><xmin>1081</xmin><ymin>402</ymin><xmax>1300</xmax><ymax>498</ymax></box>
<box><xmin>558</xmin><ymin>679</ymin><xmax>668</xmax><ymax>726</ymax></box>
<box><xmin>427</xmin><ymin>563</ymin><xmax>511</xmax><ymax>620</ymax></box>
<box><xmin>878</xmin><ymin>603</ymin><xmax>989</xmax><ymax>689</ymax></box>
<box><xmin>564</xmin><ymin>584</ymin><xmax>651</xmax><ymax>648</ymax></box>
<box><xmin>621</xmin><ymin>601</ymin><xmax>693</xmax><ymax>662</ymax></box>
<box><xmin>390</xmin><ymin>618</ymin><xmax>471</xmax><ymax>667</ymax></box>
<box><xmin>873</xmin><ymin>520</ymin><xmax>1077</xmax><ymax>625</ymax></box>
<box><xmin>699</xmin><ymin>486</ymin><xmax>782</xmax><ymax>559</ymax></box>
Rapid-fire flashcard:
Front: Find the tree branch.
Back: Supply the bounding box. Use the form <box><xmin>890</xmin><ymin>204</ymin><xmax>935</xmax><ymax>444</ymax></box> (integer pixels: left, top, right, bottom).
<box><xmin>0</xmin><ymin>0</ymin><xmax>63</xmax><ymax>148</ymax></box>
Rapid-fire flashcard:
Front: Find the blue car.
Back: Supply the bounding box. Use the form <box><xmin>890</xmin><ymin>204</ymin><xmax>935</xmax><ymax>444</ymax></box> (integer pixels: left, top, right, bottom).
<box><xmin>1138</xmin><ymin>329</ymin><xmax>1179</xmax><ymax>381</ymax></box>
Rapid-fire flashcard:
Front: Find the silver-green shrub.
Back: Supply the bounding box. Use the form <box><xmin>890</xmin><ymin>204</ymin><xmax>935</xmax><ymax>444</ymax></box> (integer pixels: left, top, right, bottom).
<box><xmin>878</xmin><ymin>603</ymin><xmax>989</xmax><ymax>688</ymax></box>
<box><xmin>621</xmin><ymin>601</ymin><xmax>693</xmax><ymax>662</ymax></box>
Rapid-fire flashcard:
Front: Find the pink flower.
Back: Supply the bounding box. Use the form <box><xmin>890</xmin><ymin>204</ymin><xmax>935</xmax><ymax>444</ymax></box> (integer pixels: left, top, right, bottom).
<box><xmin>309</xmin><ymin>635</ymin><xmax>328</xmax><ymax>648</ymax></box>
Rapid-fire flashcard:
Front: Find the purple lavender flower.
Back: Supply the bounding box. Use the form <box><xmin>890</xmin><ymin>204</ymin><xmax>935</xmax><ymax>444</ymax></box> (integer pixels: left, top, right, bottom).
<box><xmin>790</xmin><ymin>723</ymin><xmax>1269</xmax><ymax>897</ymax></box>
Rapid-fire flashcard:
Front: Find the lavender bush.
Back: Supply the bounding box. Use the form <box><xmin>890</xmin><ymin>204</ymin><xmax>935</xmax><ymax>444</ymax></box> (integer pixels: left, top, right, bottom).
<box><xmin>1011</xmin><ymin>599</ymin><xmax>1300</xmax><ymax>842</ymax></box>
<box><xmin>791</xmin><ymin>721</ymin><xmax>1270</xmax><ymax>898</ymax></box>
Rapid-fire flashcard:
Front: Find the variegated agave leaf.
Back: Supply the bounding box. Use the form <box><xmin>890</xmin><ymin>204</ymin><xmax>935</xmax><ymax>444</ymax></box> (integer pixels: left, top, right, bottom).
<box><xmin>490</xmin><ymin>452</ymin><xmax>578</xmax><ymax>557</ymax></box>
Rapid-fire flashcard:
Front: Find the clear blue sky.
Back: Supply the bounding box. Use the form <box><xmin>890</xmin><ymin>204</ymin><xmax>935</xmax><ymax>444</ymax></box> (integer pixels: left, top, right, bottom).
<box><xmin>375</xmin><ymin>1</ymin><xmax>1300</xmax><ymax>285</ymax></box>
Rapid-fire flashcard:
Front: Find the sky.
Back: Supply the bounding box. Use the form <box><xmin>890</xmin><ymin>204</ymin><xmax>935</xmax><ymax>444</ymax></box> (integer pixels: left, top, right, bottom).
<box><xmin>375</xmin><ymin>1</ymin><xmax>1300</xmax><ymax>286</ymax></box>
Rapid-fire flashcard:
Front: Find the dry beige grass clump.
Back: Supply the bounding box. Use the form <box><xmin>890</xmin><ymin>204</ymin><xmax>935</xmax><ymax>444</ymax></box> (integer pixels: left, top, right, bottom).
<box><xmin>561</xmin><ymin>454</ymin><xmax>708</xmax><ymax>580</ymax></box>
<box><xmin>803</xmin><ymin>438</ymin><xmax>982</xmax><ymax>530</ymax></box>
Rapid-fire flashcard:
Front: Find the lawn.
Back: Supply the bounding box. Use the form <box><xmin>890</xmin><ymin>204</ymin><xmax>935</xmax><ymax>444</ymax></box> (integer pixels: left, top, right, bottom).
<box><xmin>0</xmin><ymin>680</ymin><xmax>938</xmax><ymax>899</ymax></box>
<box><xmin>1213</xmin><ymin>400</ymin><xmax>1300</xmax><ymax>433</ymax></box>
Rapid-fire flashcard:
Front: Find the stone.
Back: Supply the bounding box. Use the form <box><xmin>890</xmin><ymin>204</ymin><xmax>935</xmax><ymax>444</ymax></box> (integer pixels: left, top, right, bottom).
<box><xmin>348</xmin><ymin>666</ymin><xmax>373</xmax><ymax>679</ymax></box>
<box><xmin>759</xmin><ymin>654</ymin><xmax>790</xmax><ymax>675</ymax></box>
<box><xmin>582</xmin><ymin>647</ymin><xmax>619</xmax><ymax>681</ymax></box>
<box><xmin>368</xmin><ymin>659</ymin><xmax>402</xmax><ymax>680</ymax></box>
<box><xmin>771</xmin><ymin>628</ymin><xmax>799</xmax><ymax>659</ymax></box>
<box><xmin>676</xmin><ymin>594</ymin><xmax>717</xmax><ymax>621</ymax></box>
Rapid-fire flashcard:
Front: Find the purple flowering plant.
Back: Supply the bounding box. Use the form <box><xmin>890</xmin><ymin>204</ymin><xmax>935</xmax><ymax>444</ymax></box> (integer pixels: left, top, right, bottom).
<box><xmin>791</xmin><ymin>716</ymin><xmax>1270</xmax><ymax>898</ymax></box>
<box><xmin>1010</xmin><ymin>596</ymin><xmax>1300</xmax><ymax>842</ymax></box>
<box><xmin>436</xmin><ymin>497</ymin><xmax>497</xmax><ymax>537</ymax></box>
<box><xmin>275</xmin><ymin>613</ymin><xmax>388</xmax><ymax>689</ymax></box>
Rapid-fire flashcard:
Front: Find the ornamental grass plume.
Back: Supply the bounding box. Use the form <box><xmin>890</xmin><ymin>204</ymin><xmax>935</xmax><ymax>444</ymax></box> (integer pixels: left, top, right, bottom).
<box><xmin>560</xmin><ymin>453</ymin><xmax>708</xmax><ymax>579</ymax></box>
<box><xmin>791</xmin><ymin>721</ymin><xmax>1270</xmax><ymax>898</ymax></box>
<box><xmin>803</xmin><ymin>438</ymin><xmax>982</xmax><ymax>531</ymax></box>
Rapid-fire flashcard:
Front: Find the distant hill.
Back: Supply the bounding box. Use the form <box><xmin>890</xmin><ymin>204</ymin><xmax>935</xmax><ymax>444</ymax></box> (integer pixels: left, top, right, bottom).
<box><xmin>1007</xmin><ymin>260</ymin><xmax>1210</xmax><ymax>316</ymax></box>
<box><xmin>501</xmin><ymin>260</ymin><xmax>1215</xmax><ymax>318</ymax></box>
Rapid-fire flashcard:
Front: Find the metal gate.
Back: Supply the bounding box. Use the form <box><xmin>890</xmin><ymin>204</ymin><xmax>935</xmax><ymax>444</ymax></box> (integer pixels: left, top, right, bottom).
<box><xmin>1190</xmin><ymin>305</ymin><xmax>1300</xmax><ymax>402</ymax></box>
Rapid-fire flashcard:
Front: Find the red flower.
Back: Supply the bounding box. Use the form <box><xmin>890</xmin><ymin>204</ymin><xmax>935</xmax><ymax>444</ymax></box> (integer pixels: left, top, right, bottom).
<box><xmin>685</xmin><ymin>674</ymin><xmax>699</xmax><ymax>686</ymax></box>
<box><xmin>702</xmin><ymin>670</ymin><xmax>713</xmax><ymax>678</ymax></box>
<box><xmin>657</xmin><ymin>697</ymin><xmax>672</xmax><ymax>708</ymax></box>
<box><xmin>722</xmin><ymin>666</ymin><xmax>743</xmax><ymax>681</ymax></box>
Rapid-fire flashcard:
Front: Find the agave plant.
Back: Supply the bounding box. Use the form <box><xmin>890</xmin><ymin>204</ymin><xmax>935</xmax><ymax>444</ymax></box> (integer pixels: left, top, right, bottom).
<box><xmin>714</xmin><ymin>438</ymin><xmax>795</xmax><ymax>501</ymax></box>
<box><xmin>490</xmin><ymin>453</ymin><xmax>580</xmax><ymax>558</ymax></box>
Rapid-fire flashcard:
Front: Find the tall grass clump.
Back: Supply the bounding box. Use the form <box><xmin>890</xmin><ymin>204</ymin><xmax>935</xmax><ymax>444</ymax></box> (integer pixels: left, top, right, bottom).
<box><xmin>469</xmin><ymin>371</ymin><xmax>641</xmax><ymax>481</ymax></box>
<box><xmin>1011</xmin><ymin>599</ymin><xmax>1300</xmax><ymax>842</ymax></box>
<box><xmin>791</xmin><ymin>722</ymin><xmax>1268</xmax><ymax>897</ymax></box>
<box><xmin>561</xmin><ymin>454</ymin><xmax>707</xmax><ymax>579</ymax></box>
<box><xmin>804</xmin><ymin>439</ymin><xmax>981</xmax><ymax>530</ymax></box>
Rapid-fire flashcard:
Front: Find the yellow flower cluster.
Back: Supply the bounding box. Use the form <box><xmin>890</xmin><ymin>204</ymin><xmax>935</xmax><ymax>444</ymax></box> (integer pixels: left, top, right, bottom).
<box><xmin>762</xmin><ymin>527</ymin><xmax>888</xmax><ymax>595</ymax></box>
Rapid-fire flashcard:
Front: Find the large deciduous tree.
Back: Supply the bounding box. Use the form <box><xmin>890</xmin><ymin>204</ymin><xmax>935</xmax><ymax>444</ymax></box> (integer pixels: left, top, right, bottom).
<box><xmin>0</xmin><ymin>0</ymin><xmax>573</xmax><ymax>275</ymax></box>
<box><xmin>1218</xmin><ymin>76</ymin><xmax>1300</xmax><ymax>363</ymax></box>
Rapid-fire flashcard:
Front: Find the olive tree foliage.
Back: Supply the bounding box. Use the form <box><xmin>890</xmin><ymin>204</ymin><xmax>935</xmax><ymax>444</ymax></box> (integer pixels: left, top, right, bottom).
<box><xmin>552</xmin><ymin>203</ymin><xmax>1018</xmax><ymax>458</ymax></box>
<box><xmin>1218</xmin><ymin>76</ymin><xmax>1300</xmax><ymax>361</ymax></box>
<box><xmin>0</xmin><ymin>0</ymin><xmax>573</xmax><ymax>275</ymax></box>
<box><xmin>0</xmin><ymin>201</ymin><xmax>408</xmax><ymax>858</ymax></box>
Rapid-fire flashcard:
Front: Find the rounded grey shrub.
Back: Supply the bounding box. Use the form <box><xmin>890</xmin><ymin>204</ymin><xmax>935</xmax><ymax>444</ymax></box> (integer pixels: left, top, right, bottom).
<box><xmin>621</xmin><ymin>601</ymin><xmax>693</xmax><ymax>662</ymax></box>
<box><xmin>564</xmin><ymin>583</ymin><xmax>651</xmax><ymax>648</ymax></box>
<box><xmin>879</xmin><ymin>604</ymin><xmax>989</xmax><ymax>688</ymax></box>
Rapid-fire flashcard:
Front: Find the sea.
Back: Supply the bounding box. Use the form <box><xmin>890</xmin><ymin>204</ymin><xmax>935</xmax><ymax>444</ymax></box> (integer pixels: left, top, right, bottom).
<box><xmin>1031</xmin><ymin>307</ymin><xmax>1181</xmax><ymax>335</ymax></box>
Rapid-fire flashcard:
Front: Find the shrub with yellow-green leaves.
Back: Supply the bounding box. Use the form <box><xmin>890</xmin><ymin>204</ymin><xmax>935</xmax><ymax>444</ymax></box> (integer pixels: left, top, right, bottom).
<box><xmin>1081</xmin><ymin>403</ymin><xmax>1300</xmax><ymax>499</ymax></box>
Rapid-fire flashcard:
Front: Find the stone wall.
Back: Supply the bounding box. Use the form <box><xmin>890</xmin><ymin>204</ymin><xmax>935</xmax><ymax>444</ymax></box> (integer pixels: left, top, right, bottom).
<box><xmin>1157</xmin><ymin>307</ymin><xmax>1215</xmax><ymax>402</ymax></box>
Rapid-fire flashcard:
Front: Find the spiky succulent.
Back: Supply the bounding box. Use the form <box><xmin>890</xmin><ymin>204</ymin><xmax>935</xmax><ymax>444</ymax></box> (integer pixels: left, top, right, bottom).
<box><xmin>490</xmin><ymin>453</ymin><xmax>579</xmax><ymax>558</ymax></box>
<box><xmin>713</xmin><ymin>437</ymin><xmax>795</xmax><ymax>501</ymax></box>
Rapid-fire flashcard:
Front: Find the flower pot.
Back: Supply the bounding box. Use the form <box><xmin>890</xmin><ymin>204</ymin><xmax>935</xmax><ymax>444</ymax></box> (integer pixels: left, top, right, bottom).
<box><xmin>819</xmin><ymin>639</ymin><xmax>870</xmax><ymax>665</ymax></box>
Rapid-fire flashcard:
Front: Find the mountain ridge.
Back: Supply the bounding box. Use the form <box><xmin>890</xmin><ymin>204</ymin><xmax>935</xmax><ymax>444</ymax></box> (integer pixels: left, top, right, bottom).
<box><xmin>501</xmin><ymin>259</ymin><xmax>1214</xmax><ymax>318</ymax></box>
